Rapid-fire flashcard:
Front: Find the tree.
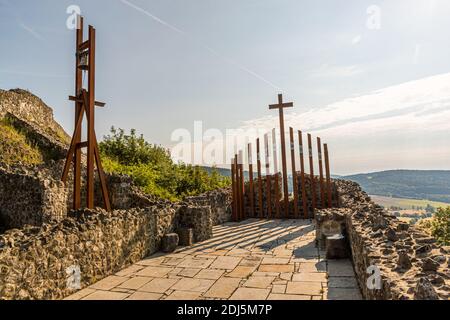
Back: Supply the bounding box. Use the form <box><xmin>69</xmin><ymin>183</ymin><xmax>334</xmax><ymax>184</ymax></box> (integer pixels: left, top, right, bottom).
<box><xmin>431</xmin><ymin>207</ymin><xmax>450</xmax><ymax>245</ymax></box>
<box><xmin>425</xmin><ymin>204</ymin><xmax>436</xmax><ymax>214</ymax></box>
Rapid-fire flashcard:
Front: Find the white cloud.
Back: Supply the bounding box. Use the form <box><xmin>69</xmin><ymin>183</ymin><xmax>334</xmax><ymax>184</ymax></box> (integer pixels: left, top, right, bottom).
<box><xmin>171</xmin><ymin>72</ymin><xmax>450</xmax><ymax>174</ymax></box>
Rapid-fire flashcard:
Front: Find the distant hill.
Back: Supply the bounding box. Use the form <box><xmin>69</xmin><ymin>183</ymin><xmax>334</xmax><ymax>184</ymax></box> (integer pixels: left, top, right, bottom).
<box><xmin>344</xmin><ymin>170</ymin><xmax>450</xmax><ymax>204</ymax></box>
<box><xmin>208</xmin><ymin>167</ymin><xmax>450</xmax><ymax>204</ymax></box>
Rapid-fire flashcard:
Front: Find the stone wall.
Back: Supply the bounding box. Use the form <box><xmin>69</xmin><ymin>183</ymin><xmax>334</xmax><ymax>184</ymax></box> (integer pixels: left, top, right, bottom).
<box><xmin>0</xmin><ymin>166</ymin><xmax>68</xmax><ymax>229</ymax></box>
<box><xmin>0</xmin><ymin>89</ymin><xmax>70</xmax><ymax>146</ymax></box>
<box><xmin>0</xmin><ymin>206</ymin><xmax>176</xmax><ymax>300</ymax></box>
<box><xmin>185</xmin><ymin>188</ymin><xmax>233</xmax><ymax>225</ymax></box>
<box><xmin>316</xmin><ymin>180</ymin><xmax>449</xmax><ymax>300</ymax></box>
<box><xmin>0</xmin><ymin>170</ymin><xmax>232</xmax><ymax>300</ymax></box>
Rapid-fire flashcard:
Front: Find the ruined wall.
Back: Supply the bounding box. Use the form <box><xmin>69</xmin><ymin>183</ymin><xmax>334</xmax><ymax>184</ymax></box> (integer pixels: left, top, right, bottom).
<box><xmin>0</xmin><ymin>89</ymin><xmax>70</xmax><ymax>146</ymax></box>
<box><xmin>316</xmin><ymin>180</ymin><xmax>450</xmax><ymax>300</ymax></box>
<box><xmin>4</xmin><ymin>114</ymin><xmax>68</xmax><ymax>161</ymax></box>
<box><xmin>0</xmin><ymin>206</ymin><xmax>176</xmax><ymax>300</ymax></box>
<box><xmin>0</xmin><ymin>166</ymin><xmax>68</xmax><ymax>229</ymax></box>
<box><xmin>0</xmin><ymin>183</ymin><xmax>232</xmax><ymax>300</ymax></box>
<box><xmin>185</xmin><ymin>188</ymin><xmax>233</xmax><ymax>225</ymax></box>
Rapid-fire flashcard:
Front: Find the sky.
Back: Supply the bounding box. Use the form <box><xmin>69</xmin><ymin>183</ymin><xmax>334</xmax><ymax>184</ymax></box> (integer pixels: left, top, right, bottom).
<box><xmin>1</xmin><ymin>0</ymin><xmax>450</xmax><ymax>175</ymax></box>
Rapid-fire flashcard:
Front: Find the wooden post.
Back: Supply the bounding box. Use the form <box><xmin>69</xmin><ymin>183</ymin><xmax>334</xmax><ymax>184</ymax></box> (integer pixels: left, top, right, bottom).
<box><xmin>308</xmin><ymin>134</ymin><xmax>316</xmax><ymax>215</ymax></box>
<box><xmin>324</xmin><ymin>144</ymin><xmax>333</xmax><ymax>208</ymax></box>
<box><xmin>317</xmin><ymin>137</ymin><xmax>326</xmax><ymax>209</ymax></box>
<box><xmin>264</xmin><ymin>134</ymin><xmax>272</xmax><ymax>218</ymax></box>
<box><xmin>269</xmin><ymin>94</ymin><xmax>294</xmax><ymax>218</ymax></box>
<box><xmin>256</xmin><ymin>139</ymin><xmax>263</xmax><ymax>218</ymax></box>
<box><xmin>235</xmin><ymin>155</ymin><xmax>242</xmax><ymax>221</ymax></box>
<box><xmin>290</xmin><ymin>128</ymin><xmax>299</xmax><ymax>218</ymax></box>
<box><xmin>231</xmin><ymin>159</ymin><xmax>238</xmax><ymax>221</ymax></box>
<box><xmin>272</xmin><ymin>129</ymin><xmax>281</xmax><ymax>218</ymax></box>
<box><xmin>238</xmin><ymin>151</ymin><xmax>246</xmax><ymax>220</ymax></box>
<box><xmin>73</xmin><ymin>16</ymin><xmax>83</xmax><ymax>210</ymax></box>
<box><xmin>298</xmin><ymin>131</ymin><xmax>308</xmax><ymax>218</ymax></box>
<box><xmin>248</xmin><ymin>143</ymin><xmax>255</xmax><ymax>217</ymax></box>
<box><xmin>86</xmin><ymin>25</ymin><xmax>96</xmax><ymax>209</ymax></box>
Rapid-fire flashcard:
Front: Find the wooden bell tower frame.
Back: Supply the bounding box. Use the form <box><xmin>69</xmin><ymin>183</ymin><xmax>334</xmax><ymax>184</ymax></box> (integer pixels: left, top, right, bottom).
<box><xmin>61</xmin><ymin>16</ymin><xmax>111</xmax><ymax>211</ymax></box>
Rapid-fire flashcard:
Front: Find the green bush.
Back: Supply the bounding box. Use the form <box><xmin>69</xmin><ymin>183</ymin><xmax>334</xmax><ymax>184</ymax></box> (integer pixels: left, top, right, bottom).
<box><xmin>99</xmin><ymin>127</ymin><xmax>230</xmax><ymax>201</ymax></box>
<box><xmin>431</xmin><ymin>207</ymin><xmax>450</xmax><ymax>245</ymax></box>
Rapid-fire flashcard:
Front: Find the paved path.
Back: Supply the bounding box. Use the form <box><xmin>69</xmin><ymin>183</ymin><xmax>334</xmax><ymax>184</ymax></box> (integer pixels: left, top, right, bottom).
<box><xmin>66</xmin><ymin>219</ymin><xmax>362</xmax><ymax>300</ymax></box>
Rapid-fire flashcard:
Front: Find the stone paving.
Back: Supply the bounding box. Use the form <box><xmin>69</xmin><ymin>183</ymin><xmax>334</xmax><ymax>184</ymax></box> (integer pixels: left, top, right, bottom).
<box><xmin>66</xmin><ymin>219</ymin><xmax>363</xmax><ymax>301</ymax></box>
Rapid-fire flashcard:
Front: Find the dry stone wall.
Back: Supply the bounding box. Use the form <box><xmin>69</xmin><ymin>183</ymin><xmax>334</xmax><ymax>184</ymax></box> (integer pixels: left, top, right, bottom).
<box><xmin>316</xmin><ymin>180</ymin><xmax>450</xmax><ymax>300</ymax></box>
<box><xmin>0</xmin><ymin>166</ymin><xmax>68</xmax><ymax>229</ymax></box>
<box><xmin>0</xmin><ymin>185</ymin><xmax>232</xmax><ymax>300</ymax></box>
<box><xmin>0</xmin><ymin>206</ymin><xmax>173</xmax><ymax>300</ymax></box>
<box><xmin>185</xmin><ymin>189</ymin><xmax>232</xmax><ymax>225</ymax></box>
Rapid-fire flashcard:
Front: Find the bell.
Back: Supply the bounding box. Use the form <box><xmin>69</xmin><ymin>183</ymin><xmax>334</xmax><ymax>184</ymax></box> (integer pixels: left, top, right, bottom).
<box><xmin>77</xmin><ymin>51</ymin><xmax>89</xmax><ymax>70</ymax></box>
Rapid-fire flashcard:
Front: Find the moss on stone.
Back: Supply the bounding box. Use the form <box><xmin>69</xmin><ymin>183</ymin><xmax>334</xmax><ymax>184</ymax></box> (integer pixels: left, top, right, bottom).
<box><xmin>0</xmin><ymin>118</ymin><xmax>43</xmax><ymax>165</ymax></box>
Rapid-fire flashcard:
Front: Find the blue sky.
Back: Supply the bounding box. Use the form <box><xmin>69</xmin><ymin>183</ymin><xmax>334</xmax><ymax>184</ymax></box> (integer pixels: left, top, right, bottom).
<box><xmin>1</xmin><ymin>0</ymin><xmax>450</xmax><ymax>174</ymax></box>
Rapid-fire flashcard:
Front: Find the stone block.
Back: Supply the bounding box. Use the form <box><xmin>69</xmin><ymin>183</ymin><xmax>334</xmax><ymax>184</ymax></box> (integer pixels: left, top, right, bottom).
<box><xmin>326</xmin><ymin>234</ymin><xmax>350</xmax><ymax>259</ymax></box>
<box><xmin>178</xmin><ymin>228</ymin><xmax>194</xmax><ymax>246</ymax></box>
<box><xmin>162</xmin><ymin>233</ymin><xmax>179</xmax><ymax>253</ymax></box>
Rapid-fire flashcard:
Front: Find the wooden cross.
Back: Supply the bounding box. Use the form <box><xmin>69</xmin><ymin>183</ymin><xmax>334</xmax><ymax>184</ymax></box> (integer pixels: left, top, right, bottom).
<box><xmin>269</xmin><ymin>94</ymin><xmax>293</xmax><ymax>218</ymax></box>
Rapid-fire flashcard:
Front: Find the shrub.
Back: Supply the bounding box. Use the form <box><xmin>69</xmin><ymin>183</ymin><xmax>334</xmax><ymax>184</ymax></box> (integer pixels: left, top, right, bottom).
<box><xmin>99</xmin><ymin>127</ymin><xmax>230</xmax><ymax>201</ymax></box>
<box><xmin>431</xmin><ymin>207</ymin><xmax>450</xmax><ymax>245</ymax></box>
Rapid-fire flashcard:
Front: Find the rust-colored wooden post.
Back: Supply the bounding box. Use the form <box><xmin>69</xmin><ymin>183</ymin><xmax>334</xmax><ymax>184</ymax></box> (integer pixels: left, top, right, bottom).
<box><xmin>256</xmin><ymin>139</ymin><xmax>264</xmax><ymax>218</ymax></box>
<box><xmin>308</xmin><ymin>134</ymin><xmax>316</xmax><ymax>215</ymax></box>
<box><xmin>298</xmin><ymin>131</ymin><xmax>308</xmax><ymax>218</ymax></box>
<box><xmin>86</xmin><ymin>25</ymin><xmax>96</xmax><ymax>209</ymax></box>
<box><xmin>272</xmin><ymin>129</ymin><xmax>281</xmax><ymax>218</ymax></box>
<box><xmin>73</xmin><ymin>16</ymin><xmax>83</xmax><ymax>210</ymax></box>
<box><xmin>248</xmin><ymin>143</ymin><xmax>255</xmax><ymax>217</ymax></box>
<box><xmin>324</xmin><ymin>144</ymin><xmax>333</xmax><ymax>208</ymax></box>
<box><xmin>269</xmin><ymin>94</ymin><xmax>294</xmax><ymax>219</ymax></box>
<box><xmin>264</xmin><ymin>134</ymin><xmax>272</xmax><ymax>218</ymax></box>
<box><xmin>238</xmin><ymin>150</ymin><xmax>246</xmax><ymax>220</ymax></box>
<box><xmin>317</xmin><ymin>137</ymin><xmax>326</xmax><ymax>209</ymax></box>
<box><xmin>290</xmin><ymin>128</ymin><xmax>299</xmax><ymax>218</ymax></box>
<box><xmin>234</xmin><ymin>155</ymin><xmax>241</xmax><ymax>221</ymax></box>
<box><xmin>231</xmin><ymin>159</ymin><xmax>238</xmax><ymax>221</ymax></box>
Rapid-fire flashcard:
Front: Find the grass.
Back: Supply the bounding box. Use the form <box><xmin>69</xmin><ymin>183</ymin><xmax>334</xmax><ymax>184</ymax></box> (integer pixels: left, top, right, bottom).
<box><xmin>371</xmin><ymin>195</ymin><xmax>449</xmax><ymax>210</ymax></box>
<box><xmin>0</xmin><ymin>118</ymin><xmax>43</xmax><ymax>165</ymax></box>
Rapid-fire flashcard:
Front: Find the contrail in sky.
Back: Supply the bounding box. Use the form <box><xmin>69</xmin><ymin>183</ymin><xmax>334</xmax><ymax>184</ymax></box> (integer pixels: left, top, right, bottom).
<box><xmin>120</xmin><ymin>0</ymin><xmax>282</xmax><ymax>91</ymax></box>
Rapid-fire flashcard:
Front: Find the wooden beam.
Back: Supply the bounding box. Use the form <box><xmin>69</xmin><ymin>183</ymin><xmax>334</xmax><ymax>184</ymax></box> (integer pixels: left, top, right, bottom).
<box><xmin>324</xmin><ymin>144</ymin><xmax>333</xmax><ymax>208</ymax></box>
<box><xmin>298</xmin><ymin>131</ymin><xmax>308</xmax><ymax>218</ymax></box>
<box><xmin>69</xmin><ymin>96</ymin><xmax>106</xmax><ymax>107</ymax></box>
<box><xmin>73</xmin><ymin>17</ymin><xmax>83</xmax><ymax>210</ymax></box>
<box><xmin>248</xmin><ymin>143</ymin><xmax>255</xmax><ymax>218</ymax></box>
<box><xmin>256</xmin><ymin>139</ymin><xmax>263</xmax><ymax>219</ymax></box>
<box><xmin>264</xmin><ymin>134</ymin><xmax>272</xmax><ymax>218</ymax></box>
<box><xmin>290</xmin><ymin>128</ymin><xmax>299</xmax><ymax>218</ymax></box>
<box><xmin>238</xmin><ymin>151</ymin><xmax>245</xmax><ymax>221</ymax></box>
<box><xmin>317</xmin><ymin>137</ymin><xmax>326</xmax><ymax>209</ymax></box>
<box><xmin>231</xmin><ymin>160</ymin><xmax>238</xmax><ymax>221</ymax></box>
<box><xmin>272</xmin><ymin>129</ymin><xmax>281</xmax><ymax>219</ymax></box>
<box><xmin>308</xmin><ymin>134</ymin><xmax>316</xmax><ymax>217</ymax></box>
<box><xmin>86</xmin><ymin>25</ymin><xmax>96</xmax><ymax>209</ymax></box>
